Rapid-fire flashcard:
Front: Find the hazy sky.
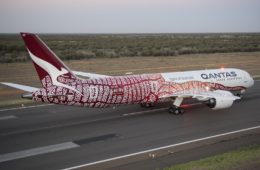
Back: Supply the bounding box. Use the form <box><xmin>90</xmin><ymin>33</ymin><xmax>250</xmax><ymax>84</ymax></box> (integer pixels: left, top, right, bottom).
<box><xmin>1</xmin><ymin>0</ymin><xmax>260</xmax><ymax>33</ymax></box>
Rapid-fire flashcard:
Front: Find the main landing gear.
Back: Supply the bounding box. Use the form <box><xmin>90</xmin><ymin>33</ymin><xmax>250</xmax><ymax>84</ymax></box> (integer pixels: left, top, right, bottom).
<box><xmin>140</xmin><ymin>102</ymin><xmax>155</xmax><ymax>108</ymax></box>
<box><xmin>168</xmin><ymin>105</ymin><xmax>184</xmax><ymax>115</ymax></box>
<box><xmin>168</xmin><ymin>97</ymin><xmax>184</xmax><ymax>115</ymax></box>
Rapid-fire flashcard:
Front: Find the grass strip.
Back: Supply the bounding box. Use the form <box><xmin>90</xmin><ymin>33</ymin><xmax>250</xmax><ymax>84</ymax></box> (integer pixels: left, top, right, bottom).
<box><xmin>164</xmin><ymin>144</ymin><xmax>260</xmax><ymax>170</ymax></box>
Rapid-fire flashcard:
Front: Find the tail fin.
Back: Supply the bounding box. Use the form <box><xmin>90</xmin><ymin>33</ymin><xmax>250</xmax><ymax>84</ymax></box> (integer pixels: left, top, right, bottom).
<box><xmin>20</xmin><ymin>33</ymin><xmax>78</xmax><ymax>90</ymax></box>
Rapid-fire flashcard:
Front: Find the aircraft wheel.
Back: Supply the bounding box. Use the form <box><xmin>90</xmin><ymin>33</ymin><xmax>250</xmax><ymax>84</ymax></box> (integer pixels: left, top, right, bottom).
<box><xmin>140</xmin><ymin>102</ymin><xmax>146</xmax><ymax>107</ymax></box>
<box><xmin>236</xmin><ymin>93</ymin><xmax>243</xmax><ymax>98</ymax></box>
<box><xmin>168</xmin><ymin>106</ymin><xmax>175</xmax><ymax>114</ymax></box>
<box><xmin>169</xmin><ymin>106</ymin><xmax>184</xmax><ymax>115</ymax></box>
<box><xmin>140</xmin><ymin>102</ymin><xmax>155</xmax><ymax>108</ymax></box>
<box><xmin>179</xmin><ymin>108</ymin><xmax>185</xmax><ymax>114</ymax></box>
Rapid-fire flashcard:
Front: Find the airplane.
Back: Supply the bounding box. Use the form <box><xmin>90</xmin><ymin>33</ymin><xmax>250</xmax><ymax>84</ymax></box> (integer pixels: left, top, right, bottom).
<box><xmin>0</xmin><ymin>33</ymin><xmax>255</xmax><ymax>115</ymax></box>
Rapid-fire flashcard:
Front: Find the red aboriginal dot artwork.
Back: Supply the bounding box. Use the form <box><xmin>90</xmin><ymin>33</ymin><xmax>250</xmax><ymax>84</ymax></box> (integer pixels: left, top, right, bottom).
<box><xmin>32</xmin><ymin>73</ymin><xmax>246</xmax><ymax>108</ymax></box>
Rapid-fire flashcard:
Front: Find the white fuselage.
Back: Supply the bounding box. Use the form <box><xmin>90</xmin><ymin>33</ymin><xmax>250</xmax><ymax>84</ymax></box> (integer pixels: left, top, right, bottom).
<box><xmin>162</xmin><ymin>68</ymin><xmax>254</xmax><ymax>90</ymax></box>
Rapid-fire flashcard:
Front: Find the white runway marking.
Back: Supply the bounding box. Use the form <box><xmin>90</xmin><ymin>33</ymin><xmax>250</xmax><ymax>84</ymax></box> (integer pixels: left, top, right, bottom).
<box><xmin>63</xmin><ymin>125</ymin><xmax>260</xmax><ymax>170</ymax></box>
<box><xmin>0</xmin><ymin>115</ymin><xmax>17</xmax><ymax>120</ymax></box>
<box><xmin>0</xmin><ymin>104</ymin><xmax>53</xmax><ymax>112</ymax></box>
<box><xmin>0</xmin><ymin>142</ymin><xmax>79</xmax><ymax>163</ymax></box>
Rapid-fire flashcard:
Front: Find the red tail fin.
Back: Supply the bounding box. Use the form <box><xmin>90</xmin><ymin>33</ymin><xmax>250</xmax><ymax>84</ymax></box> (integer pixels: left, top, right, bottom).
<box><xmin>20</xmin><ymin>32</ymin><xmax>77</xmax><ymax>88</ymax></box>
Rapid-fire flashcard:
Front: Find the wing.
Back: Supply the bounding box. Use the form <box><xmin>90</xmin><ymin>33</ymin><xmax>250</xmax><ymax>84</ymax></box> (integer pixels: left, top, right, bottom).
<box><xmin>0</xmin><ymin>82</ymin><xmax>38</xmax><ymax>92</ymax></box>
<box><xmin>160</xmin><ymin>89</ymin><xmax>240</xmax><ymax>101</ymax></box>
<box><xmin>72</xmin><ymin>71</ymin><xmax>110</xmax><ymax>79</ymax></box>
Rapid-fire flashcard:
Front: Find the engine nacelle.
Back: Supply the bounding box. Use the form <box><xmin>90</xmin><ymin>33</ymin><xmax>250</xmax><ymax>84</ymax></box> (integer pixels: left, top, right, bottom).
<box><xmin>206</xmin><ymin>97</ymin><xmax>234</xmax><ymax>110</ymax></box>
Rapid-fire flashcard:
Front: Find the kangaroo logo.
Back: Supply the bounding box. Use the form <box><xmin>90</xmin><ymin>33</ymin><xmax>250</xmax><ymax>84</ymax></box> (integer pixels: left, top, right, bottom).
<box><xmin>28</xmin><ymin>50</ymin><xmax>80</xmax><ymax>93</ymax></box>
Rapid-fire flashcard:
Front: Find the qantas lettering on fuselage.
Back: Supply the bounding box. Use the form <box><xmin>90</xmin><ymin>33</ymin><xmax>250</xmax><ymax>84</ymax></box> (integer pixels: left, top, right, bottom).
<box><xmin>201</xmin><ymin>71</ymin><xmax>237</xmax><ymax>79</ymax></box>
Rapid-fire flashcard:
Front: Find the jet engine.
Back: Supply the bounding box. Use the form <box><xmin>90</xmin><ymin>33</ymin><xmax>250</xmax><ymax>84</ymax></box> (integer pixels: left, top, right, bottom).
<box><xmin>206</xmin><ymin>97</ymin><xmax>234</xmax><ymax>110</ymax></box>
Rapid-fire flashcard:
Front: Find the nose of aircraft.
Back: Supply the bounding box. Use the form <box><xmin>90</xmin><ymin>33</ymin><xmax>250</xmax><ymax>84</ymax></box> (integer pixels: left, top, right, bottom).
<box><xmin>249</xmin><ymin>76</ymin><xmax>254</xmax><ymax>87</ymax></box>
<box><xmin>243</xmin><ymin>70</ymin><xmax>254</xmax><ymax>88</ymax></box>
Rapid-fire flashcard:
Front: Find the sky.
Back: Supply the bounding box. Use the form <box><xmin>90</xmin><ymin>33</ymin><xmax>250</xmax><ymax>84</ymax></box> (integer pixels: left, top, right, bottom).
<box><xmin>0</xmin><ymin>0</ymin><xmax>260</xmax><ymax>33</ymax></box>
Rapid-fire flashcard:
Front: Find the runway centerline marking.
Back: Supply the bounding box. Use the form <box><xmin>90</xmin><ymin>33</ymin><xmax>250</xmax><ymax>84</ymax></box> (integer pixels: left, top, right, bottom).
<box><xmin>0</xmin><ymin>142</ymin><xmax>79</xmax><ymax>163</ymax></box>
<box><xmin>63</xmin><ymin>125</ymin><xmax>260</xmax><ymax>170</ymax></box>
<box><xmin>0</xmin><ymin>104</ymin><xmax>53</xmax><ymax>112</ymax></box>
<box><xmin>0</xmin><ymin>115</ymin><xmax>17</xmax><ymax>120</ymax></box>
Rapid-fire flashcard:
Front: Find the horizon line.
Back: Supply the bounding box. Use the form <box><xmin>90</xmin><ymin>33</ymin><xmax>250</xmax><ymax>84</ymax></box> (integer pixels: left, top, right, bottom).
<box><xmin>0</xmin><ymin>32</ymin><xmax>260</xmax><ymax>35</ymax></box>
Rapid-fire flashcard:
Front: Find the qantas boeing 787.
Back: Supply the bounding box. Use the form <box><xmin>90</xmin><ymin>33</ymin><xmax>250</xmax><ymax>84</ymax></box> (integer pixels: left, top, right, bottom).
<box><xmin>0</xmin><ymin>33</ymin><xmax>254</xmax><ymax>115</ymax></box>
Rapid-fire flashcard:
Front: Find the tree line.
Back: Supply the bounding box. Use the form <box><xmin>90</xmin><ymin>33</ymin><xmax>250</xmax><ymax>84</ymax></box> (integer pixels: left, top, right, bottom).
<box><xmin>0</xmin><ymin>33</ymin><xmax>260</xmax><ymax>63</ymax></box>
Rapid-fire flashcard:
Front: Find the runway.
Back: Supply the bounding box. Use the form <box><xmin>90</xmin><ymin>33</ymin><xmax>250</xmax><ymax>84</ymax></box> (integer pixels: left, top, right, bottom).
<box><xmin>0</xmin><ymin>81</ymin><xmax>260</xmax><ymax>170</ymax></box>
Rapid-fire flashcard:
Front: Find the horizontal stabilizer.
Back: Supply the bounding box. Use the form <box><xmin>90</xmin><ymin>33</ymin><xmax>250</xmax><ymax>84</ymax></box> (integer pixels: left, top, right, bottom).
<box><xmin>72</xmin><ymin>71</ymin><xmax>110</xmax><ymax>79</ymax></box>
<box><xmin>0</xmin><ymin>82</ymin><xmax>38</xmax><ymax>92</ymax></box>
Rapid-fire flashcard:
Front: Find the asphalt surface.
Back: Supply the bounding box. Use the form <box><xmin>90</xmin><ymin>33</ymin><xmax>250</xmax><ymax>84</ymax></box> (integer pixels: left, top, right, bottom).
<box><xmin>0</xmin><ymin>81</ymin><xmax>259</xmax><ymax>170</ymax></box>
